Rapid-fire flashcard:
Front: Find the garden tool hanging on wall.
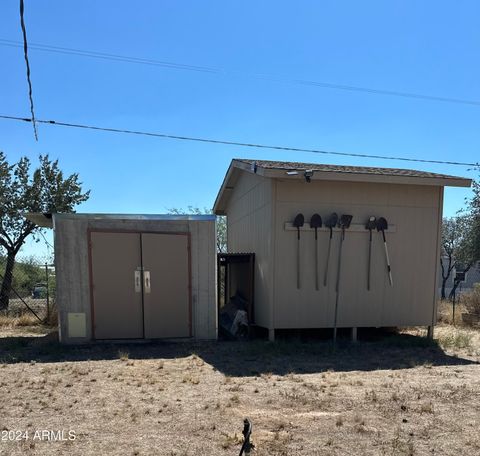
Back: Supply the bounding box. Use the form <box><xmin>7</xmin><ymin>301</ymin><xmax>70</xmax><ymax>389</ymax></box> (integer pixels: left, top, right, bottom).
<box><xmin>323</xmin><ymin>212</ymin><xmax>338</xmax><ymax>286</ymax></box>
<box><xmin>310</xmin><ymin>214</ymin><xmax>322</xmax><ymax>290</ymax></box>
<box><xmin>333</xmin><ymin>214</ymin><xmax>353</xmax><ymax>342</ymax></box>
<box><xmin>377</xmin><ymin>217</ymin><xmax>393</xmax><ymax>286</ymax></box>
<box><xmin>293</xmin><ymin>213</ymin><xmax>305</xmax><ymax>289</ymax></box>
<box><xmin>365</xmin><ymin>216</ymin><xmax>377</xmax><ymax>291</ymax></box>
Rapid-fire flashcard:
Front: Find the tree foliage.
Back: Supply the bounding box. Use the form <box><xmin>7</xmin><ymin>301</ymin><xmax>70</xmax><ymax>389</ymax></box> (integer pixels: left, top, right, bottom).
<box><xmin>167</xmin><ymin>206</ymin><xmax>226</xmax><ymax>253</ymax></box>
<box><xmin>464</xmin><ymin>171</ymin><xmax>480</xmax><ymax>265</ymax></box>
<box><xmin>443</xmin><ymin>168</ymin><xmax>480</xmax><ymax>300</ymax></box>
<box><xmin>0</xmin><ymin>153</ymin><xmax>89</xmax><ymax>309</ymax></box>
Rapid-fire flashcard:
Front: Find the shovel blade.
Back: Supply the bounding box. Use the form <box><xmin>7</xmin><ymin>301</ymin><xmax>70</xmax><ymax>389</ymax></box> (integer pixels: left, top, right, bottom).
<box><xmin>310</xmin><ymin>213</ymin><xmax>322</xmax><ymax>229</ymax></box>
<box><xmin>325</xmin><ymin>212</ymin><xmax>338</xmax><ymax>228</ymax></box>
<box><xmin>376</xmin><ymin>217</ymin><xmax>388</xmax><ymax>232</ymax></box>
<box><xmin>338</xmin><ymin>214</ymin><xmax>353</xmax><ymax>228</ymax></box>
<box><xmin>293</xmin><ymin>213</ymin><xmax>305</xmax><ymax>228</ymax></box>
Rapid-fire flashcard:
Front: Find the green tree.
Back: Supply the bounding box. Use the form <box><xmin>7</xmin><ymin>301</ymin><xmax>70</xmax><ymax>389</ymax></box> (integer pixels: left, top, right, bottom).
<box><xmin>466</xmin><ymin>170</ymin><xmax>480</xmax><ymax>262</ymax></box>
<box><xmin>167</xmin><ymin>206</ymin><xmax>226</xmax><ymax>252</ymax></box>
<box><xmin>0</xmin><ymin>153</ymin><xmax>89</xmax><ymax>309</ymax></box>
<box><xmin>447</xmin><ymin>169</ymin><xmax>480</xmax><ymax>300</ymax></box>
<box><xmin>440</xmin><ymin>216</ymin><xmax>464</xmax><ymax>299</ymax></box>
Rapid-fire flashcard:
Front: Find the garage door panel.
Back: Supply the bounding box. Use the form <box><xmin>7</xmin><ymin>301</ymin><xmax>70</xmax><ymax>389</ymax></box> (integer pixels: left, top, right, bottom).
<box><xmin>142</xmin><ymin>233</ymin><xmax>190</xmax><ymax>338</ymax></box>
<box><xmin>91</xmin><ymin>232</ymin><xmax>143</xmax><ymax>339</ymax></box>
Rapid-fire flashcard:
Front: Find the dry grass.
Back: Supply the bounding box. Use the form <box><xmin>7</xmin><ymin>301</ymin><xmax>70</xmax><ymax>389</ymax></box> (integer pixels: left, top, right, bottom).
<box><xmin>437</xmin><ymin>286</ymin><xmax>480</xmax><ymax>328</ymax></box>
<box><xmin>0</xmin><ymin>312</ymin><xmax>42</xmax><ymax>328</ymax></box>
<box><xmin>437</xmin><ymin>299</ymin><xmax>463</xmax><ymax>325</ymax></box>
<box><xmin>0</xmin><ymin>324</ymin><xmax>479</xmax><ymax>455</ymax></box>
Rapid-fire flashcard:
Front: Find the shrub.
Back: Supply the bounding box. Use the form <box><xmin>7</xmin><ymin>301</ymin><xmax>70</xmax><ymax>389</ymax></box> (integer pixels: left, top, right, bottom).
<box><xmin>462</xmin><ymin>284</ymin><xmax>480</xmax><ymax>326</ymax></box>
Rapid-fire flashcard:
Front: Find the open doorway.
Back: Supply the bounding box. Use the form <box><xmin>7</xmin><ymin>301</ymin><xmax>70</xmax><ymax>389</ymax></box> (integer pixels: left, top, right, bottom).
<box><xmin>217</xmin><ymin>253</ymin><xmax>254</xmax><ymax>338</ymax></box>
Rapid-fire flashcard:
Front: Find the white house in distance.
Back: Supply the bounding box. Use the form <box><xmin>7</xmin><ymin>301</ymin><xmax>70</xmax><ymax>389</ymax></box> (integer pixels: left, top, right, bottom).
<box><xmin>214</xmin><ymin>159</ymin><xmax>471</xmax><ymax>340</ymax></box>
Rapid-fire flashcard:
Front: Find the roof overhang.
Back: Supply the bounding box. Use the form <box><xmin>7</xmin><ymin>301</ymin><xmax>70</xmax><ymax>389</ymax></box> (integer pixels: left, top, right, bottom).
<box><xmin>25</xmin><ymin>213</ymin><xmax>54</xmax><ymax>228</ymax></box>
<box><xmin>25</xmin><ymin>213</ymin><xmax>216</xmax><ymax>228</ymax></box>
<box><xmin>213</xmin><ymin>159</ymin><xmax>472</xmax><ymax>215</ymax></box>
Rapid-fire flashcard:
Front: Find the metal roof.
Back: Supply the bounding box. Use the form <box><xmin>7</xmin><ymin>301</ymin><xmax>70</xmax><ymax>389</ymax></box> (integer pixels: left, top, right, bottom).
<box><xmin>26</xmin><ymin>213</ymin><xmax>216</xmax><ymax>228</ymax></box>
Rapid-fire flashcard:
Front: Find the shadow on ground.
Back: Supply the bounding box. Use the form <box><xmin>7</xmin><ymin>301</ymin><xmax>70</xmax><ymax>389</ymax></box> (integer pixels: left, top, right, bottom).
<box><xmin>0</xmin><ymin>328</ymin><xmax>477</xmax><ymax>375</ymax></box>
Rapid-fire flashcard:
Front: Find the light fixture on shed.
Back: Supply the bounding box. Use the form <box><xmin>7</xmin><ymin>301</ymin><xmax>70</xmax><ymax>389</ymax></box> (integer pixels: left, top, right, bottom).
<box><xmin>304</xmin><ymin>169</ymin><xmax>314</xmax><ymax>183</ymax></box>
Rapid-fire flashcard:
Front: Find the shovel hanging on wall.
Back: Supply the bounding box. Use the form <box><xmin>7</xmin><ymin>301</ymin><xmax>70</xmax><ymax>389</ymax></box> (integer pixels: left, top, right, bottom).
<box><xmin>310</xmin><ymin>214</ymin><xmax>322</xmax><ymax>290</ymax></box>
<box><xmin>377</xmin><ymin>217</ymin><xmax>393</xmax><ymax>286</ymax></box>
<box><xmin>323</xmin><ymin>212</ymin><xmax>338</xmax><ymax>287</ymax></box>
<box><xmin>334</xmin><ymin>214</ymin><xmax>353</xmax><ymax>342</ymax></box>
<box><xmin>365</xmin><ymin>216</ymin><xmax>377</xmax><ymax>291</ymax></box>
<box><xmin>293</xmin><ymin>213</ymin><xmax>305</xmax><ymax>289</ymax></box>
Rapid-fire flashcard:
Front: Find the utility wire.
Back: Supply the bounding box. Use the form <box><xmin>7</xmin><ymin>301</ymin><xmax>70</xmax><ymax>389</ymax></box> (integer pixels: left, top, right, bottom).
<box><xmin>0</xmin><ymin>114</ymin><xmax>477</xmax><ymax>167</ymax></box>
<box><xmin>1</xmin><ymin>38</ymin><xmax>480</xmax><ymax>108</ymax></box>
<box><xmin>0</xmin><ymin>39</ymin><xmax>218</xmax><ymax>74</ymax></box>
<box><xmin>18</xmin><ymin>2</ymin><xmax>38</xmax><ymax>140</ymax></box>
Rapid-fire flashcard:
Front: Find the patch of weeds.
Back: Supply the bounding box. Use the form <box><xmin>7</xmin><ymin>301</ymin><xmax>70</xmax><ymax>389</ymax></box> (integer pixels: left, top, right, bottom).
<box><xmin>391</xmin><ymin>427</ymin><xmax>414</xmax><ymax>455</ymax></box>
<box><xmin>420</xmin><ymin>402</ymin><xmax>434</xmax><ymax>414</ymax></box>
<box><xmin>353</xmin><ymin>413</ymin><xmax>365</xmax><ymax>425</ymax></box>
<box><xmin>260</xmin><ymin>372</ymin><xmax>273</xmax><ymax>380</ymax></box>
<box><xmin>182</xmin><ymin>375</ymin><xmax>200</xmax><ymax>385</ymax></box>
<box><xmin>280</xmin><ymin>388</ymin><xmax>309</xmax><ymax>405</ymax></box>
<box><xmin>220</xmin><ymin>432</ymin><xmax>242</xmax><ymax>449</ymax></box>
<box><xmin>354</xmin><ymin>423</ymin><xmax>368</xmax><ymax>434</ymax></box>
<box><xmin>365</xmin><ymin>389</ymin><xmax>378</xmax><ymax>402</ymax></box>
<box><xmin>438</xmin><ymin>331</ymin><xmax>473</xmax><ymax>350</ymax></box>
<box><xmin>118</xmin><ymin>351</ymin><xmax>129</xmax><ymax>361</ymax></box>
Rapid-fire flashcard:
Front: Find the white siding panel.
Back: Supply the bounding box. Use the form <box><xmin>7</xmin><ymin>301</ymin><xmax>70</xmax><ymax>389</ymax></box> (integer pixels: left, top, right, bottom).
<box><xmin>226</xmin><ymin>172</ymin><xmax>273</xmax><ymax>328</ymax></box>
<box><xmin>273</xmin><ymin>180</ymin><xmax>440</xmax><ymax>328</ymax></box>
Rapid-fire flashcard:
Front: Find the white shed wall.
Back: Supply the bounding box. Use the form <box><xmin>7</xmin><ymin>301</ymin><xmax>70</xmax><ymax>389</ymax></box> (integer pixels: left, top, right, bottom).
<box><xmin>273</xmin><ymin>179</ymin><xmax>443</xmax><ymax>329</ymax></box>
<box><xmin>226</xmin><ymin>172</ymin><xmax>274</xmax><ymax>328</ymax></box>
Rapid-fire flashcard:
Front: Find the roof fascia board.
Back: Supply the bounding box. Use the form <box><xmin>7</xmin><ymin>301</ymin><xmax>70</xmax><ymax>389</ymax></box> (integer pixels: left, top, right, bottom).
<box><xmin>265</xmin><ymin>168</ymin><xmax>471</xmax><ymax>187</ymax></box>
<box><xmin>213</xmin><ymin>162</ymin><xmax>241</xmax><ymax>215</ymax></box>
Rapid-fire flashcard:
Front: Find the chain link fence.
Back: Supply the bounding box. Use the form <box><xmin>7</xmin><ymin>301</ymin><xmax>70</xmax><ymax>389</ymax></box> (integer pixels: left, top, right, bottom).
<box><xmin>0</xmin><ymin>255</ymin><xmax>55</xmax><ymax>324</ymax></box>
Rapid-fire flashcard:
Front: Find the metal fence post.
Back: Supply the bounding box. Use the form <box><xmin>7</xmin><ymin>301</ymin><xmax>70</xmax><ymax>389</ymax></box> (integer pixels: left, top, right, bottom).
<box><xmin>45</xmin><ymin>262</ymin><xmax>50</xmax><ymax>322</ymax></box>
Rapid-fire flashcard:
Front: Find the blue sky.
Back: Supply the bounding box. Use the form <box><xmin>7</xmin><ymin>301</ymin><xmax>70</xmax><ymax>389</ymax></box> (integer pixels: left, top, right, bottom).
<box><xmin>1</xmin><ymin>1</ymin><xmax>479</xmax><ymax>258</ymax></box>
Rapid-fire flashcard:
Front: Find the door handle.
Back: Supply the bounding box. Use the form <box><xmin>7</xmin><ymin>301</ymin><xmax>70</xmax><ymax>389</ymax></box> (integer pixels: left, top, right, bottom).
<box><xmin>144</xmin><ymin>270</ymin><xmax>151</xmax><ymax>294</ymax></box>
<box><xmin>134</xmin><ymin>270</ymin><xmax>141</xmax><ymax>293</ymax></box>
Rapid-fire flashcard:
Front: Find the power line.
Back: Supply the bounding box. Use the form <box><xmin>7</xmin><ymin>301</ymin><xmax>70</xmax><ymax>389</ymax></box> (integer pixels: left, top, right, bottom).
<box><xmin>0</xmin><ymin>39</ymin><xmax>218</xmax><ymax>74</ymax></box>
<box><xmin>18</xmin><ymin>2</ymin><xmax>38</xmax><ymax>140</ymax></box>
<box><xmin>0</xmin><ymin>114</ymin><xmax>477</xmax><ymax>167</ymax></box>
<box><xmin>1</xmin><ymin>38</ymin><xmax>480</xmax><ymax>108</ymax></box>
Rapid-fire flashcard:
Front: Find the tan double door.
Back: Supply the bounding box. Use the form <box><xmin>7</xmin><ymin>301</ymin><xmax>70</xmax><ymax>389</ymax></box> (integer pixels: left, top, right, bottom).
<box><xmin>90</xmin><ymin>232</ymin><xmax>190</xmax><ymax>339</ymax></box>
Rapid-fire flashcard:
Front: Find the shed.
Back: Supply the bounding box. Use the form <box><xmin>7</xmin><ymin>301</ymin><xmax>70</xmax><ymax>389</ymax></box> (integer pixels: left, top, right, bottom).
<box><xmin>214</xmin><ymin>159</ymin><xmax>471</xmax><ymax>340</ymax></box>
<box><xmin>27</xmin><ymin>213</ymin><xmax>217</xmax><ymax>343</ymax></box>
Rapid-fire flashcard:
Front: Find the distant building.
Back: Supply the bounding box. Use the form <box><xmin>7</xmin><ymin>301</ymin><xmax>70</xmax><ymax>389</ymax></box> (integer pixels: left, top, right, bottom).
<box><xmin>439</xmin><ymin>259</ymin><xmax>480</xmax><ymax>296</ymax></box>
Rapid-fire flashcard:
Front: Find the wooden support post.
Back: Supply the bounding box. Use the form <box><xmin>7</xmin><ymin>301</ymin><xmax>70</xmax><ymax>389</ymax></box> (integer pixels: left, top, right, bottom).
<box><xmin>268</xmin><ymin>328</ymin><xmax>275</xmax><ymax>342</ymax></box>
<box><xmin>427</xmin><ymin>326</ymin><xmax>434</xmax><ymax>339</ymax></box>
<box><xmin>351</xmin><ymin>327</ymin><xmax>357</xmax><ymax>342</ymax></box>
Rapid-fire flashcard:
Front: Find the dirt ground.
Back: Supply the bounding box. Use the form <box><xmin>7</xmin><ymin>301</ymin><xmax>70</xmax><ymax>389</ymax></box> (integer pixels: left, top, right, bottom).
<box><xmin>0</xmin><ymin>325</ymin><xmax>479</xmax><ymax>456</ymax></box>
